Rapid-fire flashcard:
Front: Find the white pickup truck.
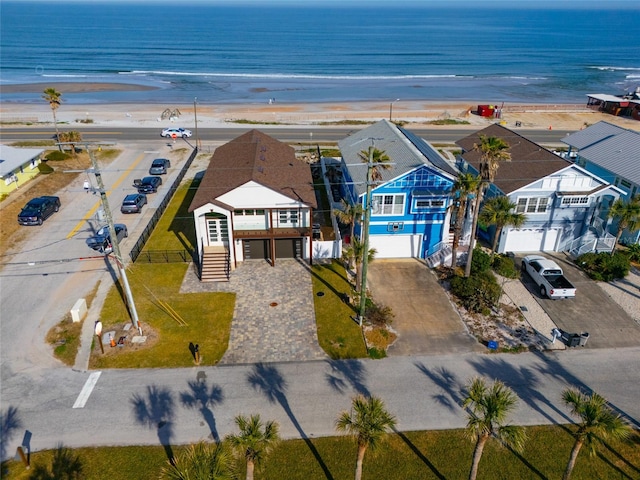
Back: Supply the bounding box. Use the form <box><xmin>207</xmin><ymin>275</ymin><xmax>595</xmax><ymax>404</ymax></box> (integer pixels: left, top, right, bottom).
<box><xmin>521</xmin><ymin>255</ymin><xmax>576</xmax><ymax>299</ymax></box>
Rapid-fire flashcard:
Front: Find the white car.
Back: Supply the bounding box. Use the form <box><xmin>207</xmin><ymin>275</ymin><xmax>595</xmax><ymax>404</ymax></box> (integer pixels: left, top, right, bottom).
<box><xmin>161</xmin><ymin>127</ymin><xmax>192</xmax><ymax>138</ymax></box>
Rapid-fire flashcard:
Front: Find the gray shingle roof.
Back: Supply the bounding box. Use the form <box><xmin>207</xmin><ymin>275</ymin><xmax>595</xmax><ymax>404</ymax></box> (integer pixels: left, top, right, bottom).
<box><xmin>338</xmin><ymin>119</ymin><xmax>457</xmax><ymax>198</ymax></box>
<box><xmin>561</xmin><ymin>121</ymin><xmax>628</xmax><ymax>150</ymax></box>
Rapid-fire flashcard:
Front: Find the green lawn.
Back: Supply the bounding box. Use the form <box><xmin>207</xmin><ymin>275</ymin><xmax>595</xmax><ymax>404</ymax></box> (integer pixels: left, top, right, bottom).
<box><xmin>89</xmin><ymin>176</ymin><xmax>235</xmax><ymax>368</ymax></box>
<box><xmin>3</xmin><ymin>426</ymin><xmax>638</xmax><ymax>480</ymax></box>
<box><xmin>311</xmin><ymin>261</ymin><xmax>368</xmax><ymax>358</ymax></box>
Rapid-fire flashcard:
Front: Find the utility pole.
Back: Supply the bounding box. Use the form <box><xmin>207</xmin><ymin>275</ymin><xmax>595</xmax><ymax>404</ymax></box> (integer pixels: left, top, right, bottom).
<box><xmin>194</xmin><ymin>97</ymin><xmax>199</xmax><ymax>150</ymax></box>
<box><xmin>358</xmin><ymin>145</ymin><xmax>374</xmax><ymax>327</ymax></box>
<box><xmin>86</xmin><ymin>144</ymin><xmax>142</xmax><ymax>333</ymax></box>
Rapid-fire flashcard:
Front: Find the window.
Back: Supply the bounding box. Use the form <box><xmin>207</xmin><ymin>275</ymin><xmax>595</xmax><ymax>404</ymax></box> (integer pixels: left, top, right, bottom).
<box><xmin>620</xmin><ymin>179</ymin><xmax>632</xmax><ymax>188</ymax></box>
<box><xmin>516</xmin><ymin>197</ymin><xmax>549</xmax><ymax>213</ymax></box>
<box><xmin>561</xmin><ymin>196</ymin><xmax>589</xmax><ymax>206</ymax></box>
<box><xmin>372</xmin><ymin>194</ymin><xmax>404</xmax><ymax>215</ymax></box>
<box><xmin>412</xmin><ymin>197</ymin><xmax>446</xmax><ymax>212</ymax></box>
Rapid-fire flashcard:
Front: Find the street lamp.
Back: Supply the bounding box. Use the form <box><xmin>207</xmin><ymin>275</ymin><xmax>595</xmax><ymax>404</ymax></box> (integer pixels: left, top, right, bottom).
<box><xmin>95</xmin><ymin>320</ymin><xmax>104</xmax><ymax>354</ymax></box>
<box><xmin>389</xmin><ymin>98</ymin><xmax>400</xmax><ymax>122</ymax></box>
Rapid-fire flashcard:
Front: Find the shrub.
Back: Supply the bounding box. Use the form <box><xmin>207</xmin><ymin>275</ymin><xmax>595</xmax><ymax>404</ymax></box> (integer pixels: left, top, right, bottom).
<box><xmin>366</xmin><ymin>302</ymin><xmax>394</xmax><ymax>326</ymax></box>
<box><xmin>624</xmin><ymin>243</ymin><xmax>640</xmax><ymax>263</ymax></box>
<box><xmin>450</xmin><ymin>270</ymin><xmax>501</xmax><ymax>313</ymax></box>
<box><xmin>577</xmin><ymin>252</ymin><xmax>630</xmax><ymax>281</ymax></box>
<box><xmin>45</xmin><ymin>150</ymin><xmax>70</xmax><ymax>161</ymax></box>
<box><xmin>493</xmin><ymin>254</ymin><xmax>518</xmax><ymax>278</ymax></box>
<box><xmin>38</xmin><ymin>162</ymin><xmax>54</xmax><ymax>174</ymax></box>
<box><xmin>470</xmin><ymin>247</ymin><xmax>492</xmax><ymax>275</ymax></box>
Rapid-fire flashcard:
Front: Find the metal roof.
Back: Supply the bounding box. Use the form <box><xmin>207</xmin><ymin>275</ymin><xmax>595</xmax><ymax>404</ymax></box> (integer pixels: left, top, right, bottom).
<box><xmin>562</xmin><ymin>121</ymin><xmax>628</xmax><ymax>150</ymax></box>
<box><xmin>338</xmin><ymin>119</ymin><xmax>458</xmax><ymax>198</ymax></box>
<box><xmin>0</xmin><ymin>145</ymin><xmax>44</xmax><ymax>178</ymax></box>
<box><xmin>575</xmin><ymin>129</ymin><xmax>640</xmax><ymax>185</ymax></box>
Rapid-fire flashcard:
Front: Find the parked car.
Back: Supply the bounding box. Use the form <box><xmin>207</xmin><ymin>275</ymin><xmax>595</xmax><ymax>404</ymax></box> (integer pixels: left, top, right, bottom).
<box><xmin>161</xmin><ymin>127</ymin><xmax>192</xmax><ymax>138</ymax></box>
<box><xmin>120</xmin><ymin>193</ymin><xmax>147</xmax><ymax>213</ymax></box>
<box><xmin>18</xmin><ymin>196</ymin><xmax>61</xmax><ymax>225</ymax></box>
<box><xmin>86</xmin><ymin>224</ymin><xmax>128</xmax><ymax>253</ymax></box>
<box><xmin>521</xmin><ymin>255</ymin><xmax>576</xmax><ymax>299</ymax></box>
<box><xmin>149</xmin><ymin>158</ymin><xmax>171</xmax><ymax>175</ymax></box>
<box><xmin>134</xmin><ymin>176</ymin><xmax>162</xmax><ymax>193</ymax></box>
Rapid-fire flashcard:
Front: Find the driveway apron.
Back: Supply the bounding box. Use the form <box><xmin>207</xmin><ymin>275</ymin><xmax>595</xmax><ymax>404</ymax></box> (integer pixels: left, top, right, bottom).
<box><xmin>367</xmin><ymin>259</ymin><xmax>483</xmax><ymax>356</ymax></box>
<box><xmin>181</xmin><ymin>259</ymin><xmax>327</xmax><ymax>364</ymax></box>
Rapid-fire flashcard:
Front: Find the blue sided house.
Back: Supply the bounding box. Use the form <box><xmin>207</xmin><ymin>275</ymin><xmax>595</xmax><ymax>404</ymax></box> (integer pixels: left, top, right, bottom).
<box><xmin>337</xmin><ymin>119</ymin><xmax>459</xmax><ymax>260</ymax></box>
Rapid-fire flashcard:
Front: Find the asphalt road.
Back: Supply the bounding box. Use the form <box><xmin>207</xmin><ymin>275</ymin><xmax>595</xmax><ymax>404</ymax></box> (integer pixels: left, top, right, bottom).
<box><xmin>2</xmin><ymin>348</ymin><xmax>639</xmax><ymax>459</ymax></box>
<box><xmin>0</xmin><ymin>126</ymin><xmax>575</xmax><ymax>145</ymax></box>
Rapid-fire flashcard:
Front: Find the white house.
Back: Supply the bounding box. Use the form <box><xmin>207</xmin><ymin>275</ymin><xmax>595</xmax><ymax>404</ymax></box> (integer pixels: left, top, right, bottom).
<box><xmin>457</xmin><ymin>124</ymin><xmax>624</xmax><ymax>255</ymax></box>
<box><xmin>188</xmin><ymin>130</ymin><xmax>317</xmax><ymax>281</ymax></box>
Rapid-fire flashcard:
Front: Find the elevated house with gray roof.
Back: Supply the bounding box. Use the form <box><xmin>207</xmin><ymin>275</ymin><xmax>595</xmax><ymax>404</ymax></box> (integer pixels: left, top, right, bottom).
<box><xmin>563</xmin><ymin>121</ymin><xmax>640</xmax><ymax>244</ymax></box>
<box><xmin>188</xmin><ymin>130</ymin><xmax>317</xmax><ymax>281</ymax></box>
<box><xmin>337</xmin><ymin>119</ymin><xmax>459</xmax><ymax>263</ymax></box>
<box><xmin>457</xmin><ymin>124</ymin><xmax>624</xmax><ymax>255</ymax></box>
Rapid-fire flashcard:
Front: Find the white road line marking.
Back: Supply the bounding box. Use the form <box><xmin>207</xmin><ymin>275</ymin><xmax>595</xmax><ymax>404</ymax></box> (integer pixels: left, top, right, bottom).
<box><xmin>73</xmin><ymin>371</ymin><xmax>102</xmax><ymax>409</ymax></box>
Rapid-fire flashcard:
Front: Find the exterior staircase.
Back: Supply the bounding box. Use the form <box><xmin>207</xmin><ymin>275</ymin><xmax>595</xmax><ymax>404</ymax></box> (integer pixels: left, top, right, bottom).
<box><xmin>200</xmin><ymin>246</ymin><xmax>230</xmax><ymax>282</ymax></box>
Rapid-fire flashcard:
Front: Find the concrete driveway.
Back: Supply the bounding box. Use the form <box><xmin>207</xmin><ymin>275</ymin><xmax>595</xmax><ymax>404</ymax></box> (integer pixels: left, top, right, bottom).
<box><xmin>519</xmin><ymin>253</ymin><xmax>640</xmax><ymax>349</ymax></box>
<box><xmin>367</xmin><ymin>259</ymin><xmax>483</xmax><ymax>356</ymax></box>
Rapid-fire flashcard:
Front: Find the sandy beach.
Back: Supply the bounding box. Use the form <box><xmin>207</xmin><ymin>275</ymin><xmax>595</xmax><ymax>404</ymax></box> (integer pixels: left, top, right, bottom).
<box><xmin>2</xmin><ymin>81</ymin><xmax>640</xmax><ymax>133</ymax></box>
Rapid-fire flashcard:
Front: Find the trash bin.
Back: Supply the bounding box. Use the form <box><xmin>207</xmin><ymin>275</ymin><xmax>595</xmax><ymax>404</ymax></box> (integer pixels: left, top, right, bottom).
<box><xmin>568</xmin><ymin>334</ymin><xmax>581</xmax><ymax>348</ymax></box>
<box><xmin>579</xmin><ymin>332</ymin><xmax>590</xmax><ymax>347</ymax></box>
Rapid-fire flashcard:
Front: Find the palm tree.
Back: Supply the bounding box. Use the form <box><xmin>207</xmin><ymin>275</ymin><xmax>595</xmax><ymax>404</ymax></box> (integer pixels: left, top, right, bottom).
<box><xmin>161</xmin><ymin>441</ymin><xmax>236</xmax><ymax>480</ymax></box>
<box><xmin>334</xmin><ymin>198</ymin><xmax>364</xmax><ymax>245</ymax></box>
<box><xmin>227</xmin><ymin>414</ymin><xmax>280</xmax><ymax>480</ymax></box>
<box><xmin>42</xmin><ymin>87</ymin><xmax>62</xmax><ymax>149</ymax></box>
<box><xmin>561</xmin><ymin>388</ymin><xmax>632</xmax><ymax>480</ymax></box>
<box><xmin>464</xmin><ymin>135</ymin><xmax>511</xmax><ymax>277</ymax></box>
<box><xmin>462</xmin><ymin>377</ymin><xmax>526</xmax><ymax>480</ymax></box>
<box><xmin>358</xmin><ymin>147</ymin><xmax>391</xmax><ymax>183</ymax></box>
<box><xmin>342</xmin><ymin>236</ymin><xmax>376</xmax><ymax>291</ymax></box>
<box><xmin>451</xmin><ymin>173</ymin><xmax>482</xmax><ymax>268</ymax></box>
<box><xmin>607</xmin><ymin>195</ymin><xmax>640</xmax><ymax>254</ymax></box>
<box><xmin>57</xmin><ymin>130</ymin><xmax>83</xmax><ymax>157</ymax></box>
<box><xmin>335</xmin><ymin>394</ymin><xmax>396</xmax><ymax>480</ymax></box>
<box><xmin>478</xmin><ymin>196</ymin><xmax>526</xmax><ymax>258</ymax></box>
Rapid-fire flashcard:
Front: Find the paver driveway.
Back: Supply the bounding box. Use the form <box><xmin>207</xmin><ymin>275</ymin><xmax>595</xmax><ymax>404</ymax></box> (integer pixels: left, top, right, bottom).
<box><xmin>181</xmin><ymin>259</ymin><xmax>327</xmax><ymax>364</ymax></box>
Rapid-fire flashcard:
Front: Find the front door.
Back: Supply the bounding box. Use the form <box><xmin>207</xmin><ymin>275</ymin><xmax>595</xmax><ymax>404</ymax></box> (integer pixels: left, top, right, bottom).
<box><xmin>207</xmin><ymin>215</ymin><xmax>229</xmax><ymax>247</ymax></box>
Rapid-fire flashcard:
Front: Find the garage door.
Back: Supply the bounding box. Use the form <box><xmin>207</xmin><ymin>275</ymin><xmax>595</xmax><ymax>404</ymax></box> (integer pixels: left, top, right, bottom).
<box><xmin>275</xmin><ymin>239</ymin><xmax>302</xmax><ymax>258</ymax></box>
<box><xmin>501</xmin><ymin>228</ymin><xmax>559</xmax><ymax>253</ymax></box>
<box><xmin>243</xmin><ymin>240</ymin><xmax>269</xmax><ymax>260</ymax></box>
<box><xmin>369</xmin><ymin>235</ymin><xmax>422</xmax><ymax>258</ymax></box>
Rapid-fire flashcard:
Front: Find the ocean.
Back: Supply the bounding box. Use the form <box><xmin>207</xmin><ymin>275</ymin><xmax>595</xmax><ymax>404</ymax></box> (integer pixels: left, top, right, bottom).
<box><xmin>1</xmin><ymin>1</ymin><xmax>639</xmax><ymax>105</ymax></box>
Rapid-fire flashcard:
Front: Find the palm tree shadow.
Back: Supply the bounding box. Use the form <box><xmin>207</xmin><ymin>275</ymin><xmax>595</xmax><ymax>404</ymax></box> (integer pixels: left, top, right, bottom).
<box><xmin>598</xmin><ymin>436</ymin><xmax>640</xmax><ymax>476</ymax></box>
<box><xmin>248</xmin><ymin>363</ymin><xmax>334</xmax><ymax>480</ymax></box>
<box><xmin>131</xmin><ymin>385</ymin><xmax>176</xmax><ymax>464</ymax></box>
<box><xmin>180</xmin><ymin>373</ymin><xmax>224</xmax><ymax>442</ymax></box>
<box><xmin>0</xmin><ymin>406</ymin><xmax>22</xmax><ymax>475</ymax></box>
<box><xmin>505</xmin><ymin>444</ymin><xmax>549</xmax><ymax>480</ymax></box>
<box><xmin>325</xmin><ymin>359</ymin><xmax>370</xmax><ymax>397</ymax></box>
<box><xmin>414</xmin><ymin>363</ymin><xmax>463</xmax><ymax>412</ymax></box>
<box><xmin>393</xmin><ymin>428</ymin><xmax>446</xmax><ymax>480</ymax></box>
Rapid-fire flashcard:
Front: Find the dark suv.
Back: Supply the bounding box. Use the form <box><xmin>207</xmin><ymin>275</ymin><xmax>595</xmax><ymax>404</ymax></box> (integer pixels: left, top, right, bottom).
<box><xmin>120</xmin><ymin>193</ymin><xmax>147</xmax><ymax>213</ymax></box>
<box><xmin>149</xmin><ymin>158</ymin><xmax>171</xmax><ymax>175</ymax></box>
<box><xmin>134</xmin><ymin>176</ymin><xmax>162</xmax><ymax>193</ymax></box>
<box><xmin>18</xmin><ymin>196</ymin><xmax>61</xmax><ymax>225</ymax></box>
